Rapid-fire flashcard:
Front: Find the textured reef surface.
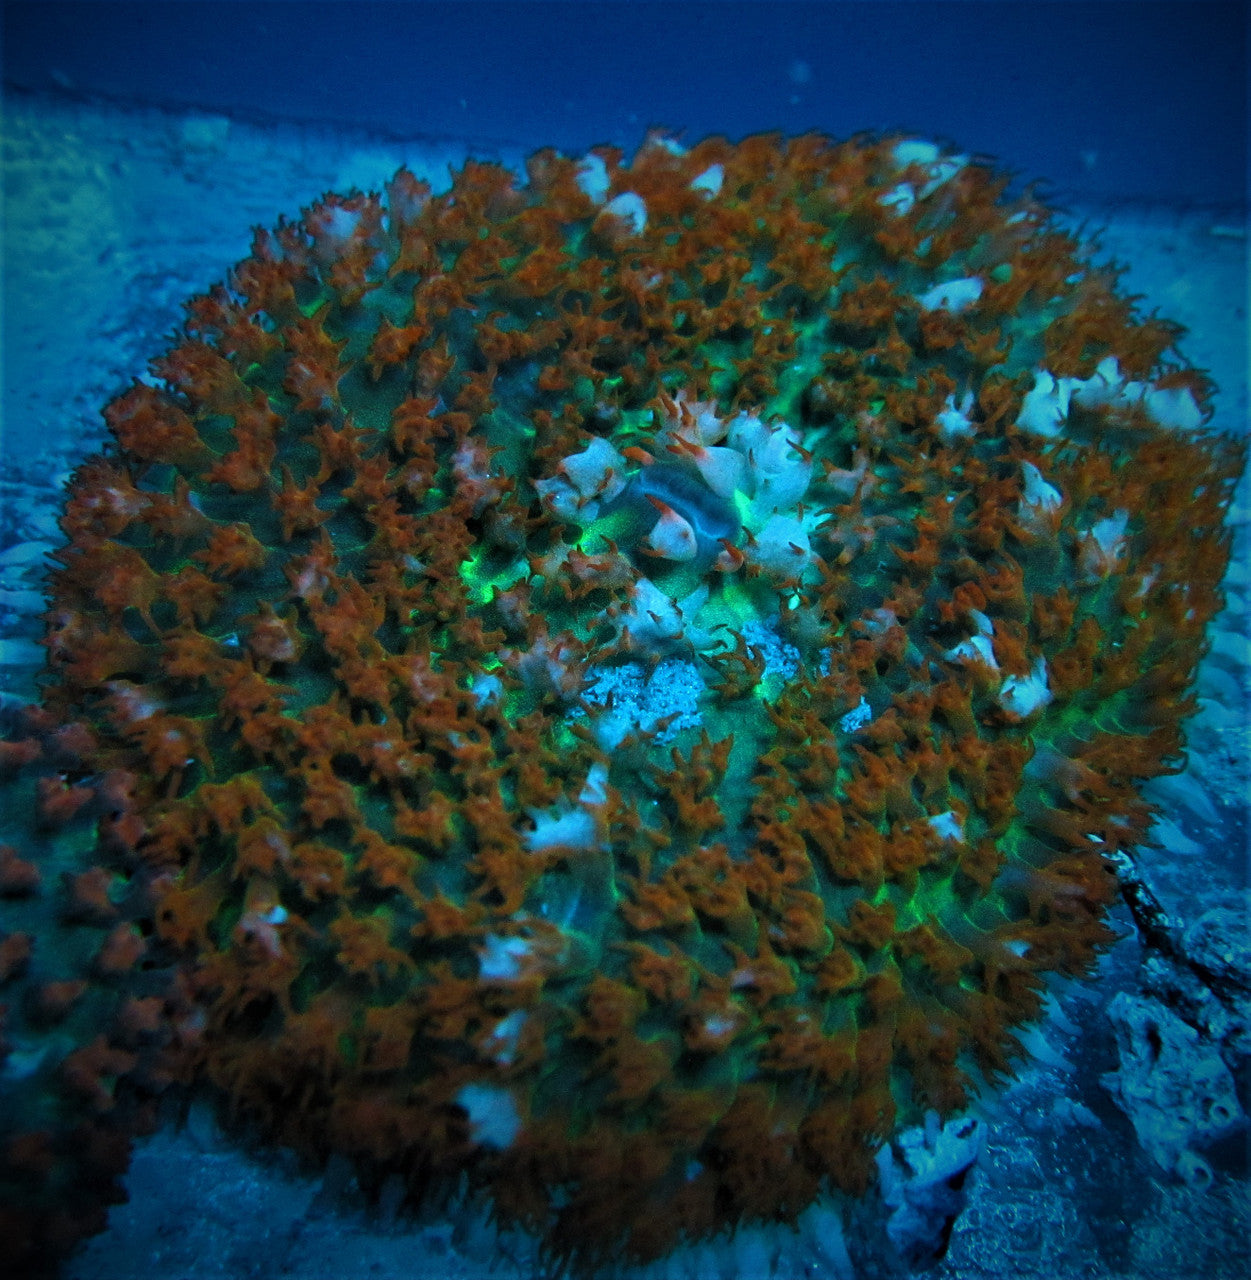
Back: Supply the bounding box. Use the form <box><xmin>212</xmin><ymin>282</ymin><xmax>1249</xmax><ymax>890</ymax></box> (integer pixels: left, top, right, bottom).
<box><xmin>0</xmin><ymin>131</ymin><xmax>1244</xmax><ymax>1276</ymax></box>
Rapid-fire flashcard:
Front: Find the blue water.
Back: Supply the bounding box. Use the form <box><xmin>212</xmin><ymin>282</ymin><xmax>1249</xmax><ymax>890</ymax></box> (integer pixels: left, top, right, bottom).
<box><xmin>3</xmin><ymin>0</ymin><xmax>1247</xmax><ymax>207</ymax></box>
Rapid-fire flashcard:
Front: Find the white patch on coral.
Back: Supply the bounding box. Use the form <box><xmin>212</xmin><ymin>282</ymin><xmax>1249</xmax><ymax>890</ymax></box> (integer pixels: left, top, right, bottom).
<box><xmin>525</xmin><ymin>807</ymin><xmax>597</xmax><ymax>853</ymax></box>
<box><xmin>1019</xmin><ymin>460</ymin><xmax>1063</xmax><ymax>534</ymax></box>
<box><xmin>641</xmin><ymin>133</ymin><xmax>686</xmax><ymax>157</ymax></box>
<box><xmin>947</xmin><ymin>634</ymin><xmax>998</xmax><ymax>668</ymax></box>
<box><xmin>879</xmin><ymin>184</ymin><xmax>919</xmax><ymax>216</ymax></box>
<box><xmin>840</xmin><ymin>696</ymin><xmax>873</xmax><ymax>733</ymax></box>
<box><xmin>524</xmin><ymin>763</ymin><xmax>611</xmax><ymax>853</ymax></box>
<box><xmin>506</xmin><ymin>631</ymin><xmax>583</xmax><ymax>699</ymax></box>
<box><xmin>618</xmin><ymin>576</ymin><xmax>685</xmax><ymax>646</ymax></box>
<box><xmin>657</xmin><ymin>392</ymin><xmax>728</xmax><ymax>448</ymax></box>
<box><xmin>1023</xmin><ymin>356</ymin><xmax>1205</xmax><ymax>441</ymax></box>
<box><xmin>916</xmin><ymin>277</ymin><xmax>983</xmax><ymax>313</ymax></box>
<box><xmin>603</xmin><ymin>191</ymin><xmax>647</xmax><ymax>236</ymax></box>
<box><xmin>1018</xmin><ymin>369</ymin><xmax>1078</xmax><ymax>437</ymax></box>
<box><xmin>470</xmin><ymin>672</ymin><xmax>505</xmax><ymax>707</ymax></box>
<box><xmin>936</xmin><ymin>391</ymin><xmax>976</xmax><ymax>441</ymax></box>
<box><xmin>308</xmin><ymin>202</ymin><xmax>364</xmax><ymax>257</ymax></box>
<box><xmin>579</xmin><ymin>761</ymin><xmax>609</xmax><ymax>806</ymax></box>
<box><xmin>702</xmin><ymin>1013</ymin><xmax>737</xmax><ymax>1040</ymax></box>
<box><xmin>564</xmin><ymin>436</ymin><xmax>626</xmax><ymax>499</ymax></box>
<box><xmin>928</xmin><ymin>811</ymin><xmax>964</xmax><ymax>842</ymax></box>
<box><xmin>1071</xmin><ymin>356</ymin><xmax>1203</xmax><ymax>432</ymax></box>
<box><xmin>880</xmin><ymin>140</ymin><xmax>968</xmax><ymax>214</ymax></box>
<box><xmin>1069</xmin><ymin>355</ymin><xmax>1125</xmax><ymax>410</ymax></box>
<box><xmin>107</xmin><ymin>681</ymin><xmax>164</xmax><ymax>723</ymax></box>
<box><xmin>728</xmin><ymin>415</ymin><xmax>811</xmax><ymax>514</ymax></box>
<box><xmin>455</xmin><ymin>1083</ymin><xmax>522</xmax><ymax>1149</ymax></box>
<box><xmin>945</xmin><ymin>610</ymin><xmax>998</xmax><ymax>669</ymax></box>
<box><xmin>1143</xmin><ymin>385</ymin><xmax>1203</xmax><ymax>432</ymax></box>
<box><xmin>479</xmin><ymin>934</ymin><xmax>534</xmax><ymax>981</ymax></box>
<box><xmin>584</xmin><ymin>704</ymin><xmax>633</xmax><ymax>753</ymax></box>
<box><xmin>748</xmin><ymin>513</ymin><xmax>811</xmax><ymax>578</ymax></box>
<box><xmin>1021</xmin><ymin>461</ymin><xmax>1062</xmax><ymax>512</ymax></box>
<box><xmin>534</xmin><ymin>436</ymin><xmax>626</xmax><ymax>523</ymax></box>
<box><xmin>614</xmin><ymin>579</ymin><xmax>716</xmax><ymax>652</ymax></box>
<box><xmin>686</xmin><ymin>443</ymin><xmax>745</xmax><ymax>499</ymax></box>
<box><xmin>999</xmin><ymin>656</ymin><xmax>1052</xmax><ymax>718</ymax></box>
<box><xmin>452</xmin><ymin>441</ymin><xmax>506</xmax><ymax>515</ymax></box>
<box><xmin>575</xmin><ymin>153</ymin><xmax>610</xmax><ymax>204</ymax></box>
<box><xmin>484</xmin><ymin>1010</ymin><xmax>528</xmax><ymax>1066</ymax></box>
<box><xmin>690</xmin><ymin>164</ymin><xmax>724</xmax><ymax>197</ymax></box>
<box><xmin>1079</xmin><ymin>509</ymin><xmax>1130</xmax><ymax>576</ymax></box>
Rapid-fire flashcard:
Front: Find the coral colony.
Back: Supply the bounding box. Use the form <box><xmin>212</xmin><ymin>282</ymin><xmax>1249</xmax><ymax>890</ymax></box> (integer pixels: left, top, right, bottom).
<box><xmin>0</xmin><ymin>132</ymin><xmax>1243</xmax><ymax>1274</ymax></box>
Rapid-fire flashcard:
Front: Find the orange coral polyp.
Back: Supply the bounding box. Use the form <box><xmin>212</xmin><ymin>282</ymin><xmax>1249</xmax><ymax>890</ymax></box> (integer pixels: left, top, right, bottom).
<box><xmin>0</xmin><ymin>129</ymin><xmax>1244</xmax><ymax>1274</ymax></box>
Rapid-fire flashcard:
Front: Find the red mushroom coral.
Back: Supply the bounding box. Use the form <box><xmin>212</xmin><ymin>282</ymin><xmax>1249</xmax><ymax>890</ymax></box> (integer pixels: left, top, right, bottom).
<box><xmin>0</xmin><ymin>131</ymin><xmax>1244</xmax><ymax>1274</ymax></box>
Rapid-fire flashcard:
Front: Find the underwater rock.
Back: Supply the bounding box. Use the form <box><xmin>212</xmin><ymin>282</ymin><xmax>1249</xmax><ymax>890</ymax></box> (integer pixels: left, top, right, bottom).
<box><xmin>1101</xmin><ymin>990</ymin><xmax>1245</xmax><ymax>1190</ymax></box>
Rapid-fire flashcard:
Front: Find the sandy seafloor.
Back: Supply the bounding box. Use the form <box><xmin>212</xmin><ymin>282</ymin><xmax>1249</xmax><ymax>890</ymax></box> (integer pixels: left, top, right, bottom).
<box><xmin>1</xmin><ymin>92</ymin><xmax>1248</xmax><ymax>1280</ymax></box>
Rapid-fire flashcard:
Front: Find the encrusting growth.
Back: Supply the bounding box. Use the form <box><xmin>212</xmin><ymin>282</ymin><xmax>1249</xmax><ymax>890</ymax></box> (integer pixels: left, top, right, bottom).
<box><xmin>0</xmin><ymin>130</ymin><xmax>1243</xmax><ymax>1273</ymax></box>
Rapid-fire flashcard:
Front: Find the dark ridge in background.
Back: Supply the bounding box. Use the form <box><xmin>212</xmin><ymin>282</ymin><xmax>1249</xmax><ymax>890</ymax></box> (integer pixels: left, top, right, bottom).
<box><xmin>3</xmin><ymin>0</ymin><xmax>1247</xmax><ymax>209</ymax></box>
